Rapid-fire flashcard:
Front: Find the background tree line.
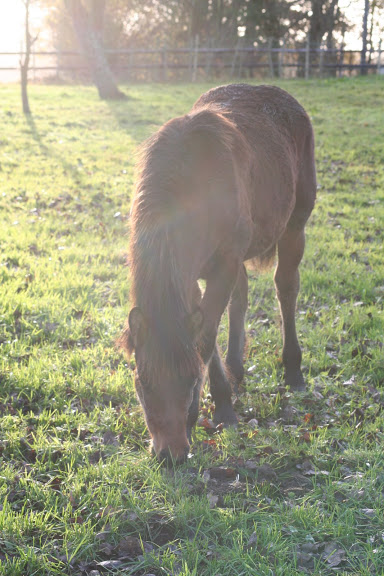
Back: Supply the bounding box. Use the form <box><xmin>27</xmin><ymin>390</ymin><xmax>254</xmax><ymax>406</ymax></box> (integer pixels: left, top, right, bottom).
<box><xmin>19</xmin><ymin>0</ymin><xmax>383</xmax><ymax>104</ymax></box>
<box><xmin>43</xmin><ymin>0</ymin><xmax>383</xmax><ymax>53</ymax></box>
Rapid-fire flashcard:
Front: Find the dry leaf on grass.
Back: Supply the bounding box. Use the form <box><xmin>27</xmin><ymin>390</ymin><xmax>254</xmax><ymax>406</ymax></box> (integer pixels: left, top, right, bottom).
<box><xmin>296</xmin><ymin>551</ymin><xmax>315</xmax><ymax>570</ymax></box>
<box><xmin>97</xmin><ymin>560</ymin><xmax>123</xmax><ymax>570</ymax></box>
<box><xmin>247</xmin><ymin>531</ymin><xmax>258</xmax><ymax>548</ymax></box>
<box><xmin>197</xmin><ymin>417</ymin><xmax>216</xmax><ymax>430</ymax></box>
<box><xmin>323</xmin><ymin>542</ymin><xmax>346</xmax><ymax>567</ymax></box>
<box><xmin>116</xmin><ymin>535</ymin><xmax>142</xmax><ymax>557</ymax></box>
<box><xmin>209</xmin><ymin>467</ymin><xmax>237</xmax><ymax>480</ymax></box>
<box><xmin>207</xmin><ymin>492</ymin><xmax>219</xmax><ymax>508</ymax></box>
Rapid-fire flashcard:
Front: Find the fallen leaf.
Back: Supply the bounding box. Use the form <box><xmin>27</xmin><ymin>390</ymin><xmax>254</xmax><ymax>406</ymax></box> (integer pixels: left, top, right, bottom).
<box><xmin>296</xmin><ymin>460</ymin><xmax>315</xmax><ymax>476</ymax></box>
<box><xmin>343</xmin><ymin>375</ymin><xmax>356</xmax><ymax>386</ymax></box>
<box><xmin>99</xmin><ymin>541</ymin><xmax>114</xmax><ymax>556</ymax></box>
<box><xmin>69</xmin><ymin>515</ymin><xmax>84</xmax><ymax>525</ymax></box>
<box><xmin>256</xmin><ymin>464</ymin><xmax>277</xmax><ymax>483</ymax></box>
<box><xmin>202</xmin><ymin>439</ymin><xmax>216</xmax><ymax>447</ymax></box>
<box><xmin>95</xmin><ymin>531</ymin><xmax>110</xmax><ymax>541</ymax></box>
<box><xmin>49</xmin><ymin>477</ymin><xmax>62</xmax><ymax>492</ymax></box>
<box><xmin>296</xmin><ymin>551</ymin><xmax>315</xmax><ymax>570</ymax></box>
<box><xmin>323</xmin><ymin>542</ymin><xmax>345</xmax><ymax>567</ymax></box>
<box><xmin>197</xmin><ymin>417</ymin><xmax>216</xmax><ymax>431</ymax></box>
<box><xmin>202</xmin><ymin>469</ymin><xmax>210</xmax><ymax>482</ymax></box>
<box><xmin>247</xmin><ymin>531</ymin><xmax>258</xmax><ymax>548</ymax></box>
<box><xmin>301</xmin><ymin>431</ymin><xmax>311</xmax><ymax>443</ymax></box>
<box><xmin>44</xmin><ymin>322</ymin><xmax>58</xmax><ymax>333</ymax></box>
<box><xmin>361</xmin><ymin>508</ymin><xmax>375</xmax><ymax>517</ymax></box>
<box><xmin>103</xmin><ymin>430</ymin><xmax>119</xmax><ymax>446</ymax></box>
<box><xmin>299</xmin><ymin>542</ymin><xmax>320</xmax><ymax>554</ymax></box>
<box><xmin>281</xmin><ymin>405</ymin><xmax>297</xmax><ymax>423</ymax></box>
<box><xmin>247</xmin><ymin>418</ymin><xmax>259</xmax><ymax>428</ymax></box>
<box><xmin>207</xmin><ymin>492</ymin><xmax>219</xmax><ymax>508</ymax></box>
<box><xmin>117</xmin><ymin>535</ymin><xmax>142</xmax><ymax>557</ymax></box>
<box><xmin>209</xmin><ymin>467</ymin><xmax>237</xmax><ymax>480</ymax></box>
<box><xmin>97</xmin><ymin>560</ymin><xmax>123</xmax><ymax>570</ymax></box>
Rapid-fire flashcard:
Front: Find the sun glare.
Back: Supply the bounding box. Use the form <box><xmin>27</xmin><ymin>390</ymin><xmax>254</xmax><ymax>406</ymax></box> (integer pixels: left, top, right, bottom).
<box><xmin>0</xmin><ymin>2</ymin><xmax>25</xmax><ymax>51</ymax></box>
<box><xmin>0</xmin><ymin>1</ymin><xmax>48</xmax><ymax>50</ymax></box>
<box><xmin>0</xmin><ymin>1</ymin><xmax>48</xmax><ymax>82</ymax></box>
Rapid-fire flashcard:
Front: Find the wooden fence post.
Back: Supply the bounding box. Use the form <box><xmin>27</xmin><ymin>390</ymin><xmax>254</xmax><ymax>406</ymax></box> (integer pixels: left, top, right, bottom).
<box><xmin>278</xmin><ymin>38</ymin><xmax>285</xmax><ymax>78</ymax></box>
<box><xmin>339</xmin><ymin>42</ymin><xmax>345</xmax><ymax>77</ymax></box>
<box><xmin>305</xmin><ymin>33</ymin><xmax>310</xmax><ymax>79</ymax></box>
<box><xmin>377</xmin><ymin>39</ymin><xmax>382</xmax><ymax>74</ymax></box>
<box><xmin>128</xmin><ymin>50</ymin><xmax>133</xmax><ymax>82</ymax></box>
<box><xmin>319</xmin><ymin>42</ymin><xmax>324</xmax><ymax>78</ymax></box>
<box><xmin>268</xmin><ymin>38</ymin><xmax>274</xmax><ymax>77</ymax></box>
<box><xmin>56</xmin><ymin>48</ymin><xmax>60</xmax><ymax>80</ymax></box>
<box><xmin>231</xmin><ymin>39</ymin><xmax>240</xmax><ymax>78</ymax></box>
<box><xmin>205</xmin><ymin>39</ymin><xmax>211</xmax><ymax>77</ymax></box>
<box><xmin>238</xmin><ymin>38</ymin><xmax>245</xmax><ymax>78</ymax></box>
<box><xmin>161</xmin><ymin>44</ymin><xmax>168</xmax><ymax>82</ymax></box>
<box><xmin>192</xmin><ymin>34</ymin><xmax>199</xmax><ymax>82</ymax></box>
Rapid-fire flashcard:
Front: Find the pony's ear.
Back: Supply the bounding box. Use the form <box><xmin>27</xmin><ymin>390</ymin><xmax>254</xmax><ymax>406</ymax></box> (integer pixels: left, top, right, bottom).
<box><xmin>128</xmin><ymin>307</ymin><xmax>148</xmax><ymax>349</ymax></box>
<box><xmin>185</xmin><ymin>307</ymin><xmax>204</xmax><ymax>340</ymax></box>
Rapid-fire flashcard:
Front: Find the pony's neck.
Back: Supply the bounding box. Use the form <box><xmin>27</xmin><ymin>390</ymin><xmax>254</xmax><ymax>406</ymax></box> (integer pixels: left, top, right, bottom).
<box><xmin>132</xmin><ymin>225</ymin><xmax>197</xmax><ymax>373</ymax></box>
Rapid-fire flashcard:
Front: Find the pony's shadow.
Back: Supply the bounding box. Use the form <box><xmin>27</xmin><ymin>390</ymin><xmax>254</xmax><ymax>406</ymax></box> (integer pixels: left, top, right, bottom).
<box><xmin>105</xmin><ymin>94</ymin><xmax>156</xmax><ymax>144</ymax></box>
<box><xmin>25</xmin><ymin>113</ymin><xmax>86</xmax><ymax>187</ymax></box>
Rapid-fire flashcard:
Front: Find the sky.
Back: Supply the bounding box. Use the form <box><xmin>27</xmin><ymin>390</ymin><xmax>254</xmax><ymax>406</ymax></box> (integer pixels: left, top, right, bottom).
<box><xmin>0</xmin><ymin>1</ymin><xmax>47</xmax><ymax>51</ymax></box>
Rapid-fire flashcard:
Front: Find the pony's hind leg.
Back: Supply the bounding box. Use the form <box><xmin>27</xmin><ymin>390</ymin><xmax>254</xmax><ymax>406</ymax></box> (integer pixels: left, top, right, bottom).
<box><xmin>274</xmin><ymin>227</ymin><xmax>306</xmax><ymax>391</ymax></box>
<box><xmin>209</xmin><ymin>345</ymin><xmax>238</xmax><ymax>426</ymax></box>
<box><xmin>226</xmin><ymin>264</ymin><xmax>248</xmax><ymax>393</ymax></box>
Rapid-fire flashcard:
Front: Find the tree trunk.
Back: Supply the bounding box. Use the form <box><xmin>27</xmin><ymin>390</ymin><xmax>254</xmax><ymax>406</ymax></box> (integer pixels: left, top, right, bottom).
<box><xmin>367</xmin><ymin>1</ymin><xmax>377</xmax><ymax>63</ymax></box>
<box><xmin>20</xmin><ymin>0</ymin><xmax>33</xmax><ymax>115</ymax></box>
<box><xmin>361</xmin><ymin>0</ymin><xmax>370</xmax><ymax>75</ymax></box>
<box><xmin>65</xmin><ymin>0</ymin><xmax>125</xmax><ymax>100</ymax></box>
<box><xmin>21</xmin><ymin>65</ymin><xmax>30</xmax><ymax>115</ymax></box>
<box><xmin>309</xmin><ymin>0</ymin><xmax>340</xmax><ymax>78</ymax></box>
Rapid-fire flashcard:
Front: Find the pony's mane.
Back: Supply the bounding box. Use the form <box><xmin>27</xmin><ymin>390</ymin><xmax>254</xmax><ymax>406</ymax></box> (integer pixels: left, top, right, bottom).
<box><xmin>120</xmin><ymin>105</ymin><xmax>250</xmax><ymax>381</ymax></box>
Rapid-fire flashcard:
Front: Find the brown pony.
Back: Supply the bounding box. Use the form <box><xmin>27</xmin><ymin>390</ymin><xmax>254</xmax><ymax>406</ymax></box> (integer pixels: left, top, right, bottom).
<box><xmin>120</xmin><ymin>84</ymin><xmax>316</xmax><ymax>463</ymax></box>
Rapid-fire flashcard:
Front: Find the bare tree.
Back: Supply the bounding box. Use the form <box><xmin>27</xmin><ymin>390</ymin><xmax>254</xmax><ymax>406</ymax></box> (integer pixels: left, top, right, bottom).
<box><xmin>361</xmin><ymin>0</ymin><xmax>370</xmax><ymax>74</ymax></box>
<box><xmin>65</xmin><ymin>0</ymin><xmax>125</xmax><ymax>100</ymax></box>
<box><xmin>20</xmin><ymin>0</ymin><xmax>38</xmax><ymax>115</ymax></box>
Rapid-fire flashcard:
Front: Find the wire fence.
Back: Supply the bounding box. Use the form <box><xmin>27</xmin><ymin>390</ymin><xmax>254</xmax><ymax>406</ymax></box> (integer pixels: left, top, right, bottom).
<box><xmin>1</xmin><ymin>39</ymin><xmax>383</xmax><ymax>83</ymax></box>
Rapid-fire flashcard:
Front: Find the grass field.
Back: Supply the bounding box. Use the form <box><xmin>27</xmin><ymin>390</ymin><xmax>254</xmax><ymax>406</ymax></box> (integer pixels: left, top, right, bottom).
<box><xmin>0</xmin><ymin>77</ymin><xmax>383</xmax><ymax>576</ymax></box>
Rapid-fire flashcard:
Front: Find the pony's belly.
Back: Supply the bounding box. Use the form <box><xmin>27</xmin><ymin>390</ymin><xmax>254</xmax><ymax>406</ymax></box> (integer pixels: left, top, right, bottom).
<box><xmin>244</xmin><ymin>218</ymin><xmax>283</xmax><ymax>260</ymax></box>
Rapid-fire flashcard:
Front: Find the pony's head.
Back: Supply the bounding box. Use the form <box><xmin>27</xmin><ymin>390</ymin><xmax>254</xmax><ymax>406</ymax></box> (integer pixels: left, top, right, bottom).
<box><xmin>120</xmin><ymin>306</ymin><xmax>204</xmax><ymax>463</ymax></box>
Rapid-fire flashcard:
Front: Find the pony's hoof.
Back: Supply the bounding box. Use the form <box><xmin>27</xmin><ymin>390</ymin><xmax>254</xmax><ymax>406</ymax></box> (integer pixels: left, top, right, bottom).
<box><xmin>213</xmin><ymin>405</ymin><xmax>238</xmax><ymax>428</ymax></box>
<box><xmin>285</xmin><ymin>371</ymin><xmax>306</xmax><ymax>391</ymax></box>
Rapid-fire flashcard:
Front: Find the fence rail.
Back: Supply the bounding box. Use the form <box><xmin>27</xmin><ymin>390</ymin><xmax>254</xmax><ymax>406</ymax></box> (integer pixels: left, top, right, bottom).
<box><xmin>1</xmin><ymin>43</ymin><xmax>383</xmax><ymax>83</ymax></box>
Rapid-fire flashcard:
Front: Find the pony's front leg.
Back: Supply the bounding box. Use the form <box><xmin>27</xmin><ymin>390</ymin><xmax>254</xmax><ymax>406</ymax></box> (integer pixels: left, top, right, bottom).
<box><xmin>199</xmin><ymin>255</ymin><xmax>240</xmax><ymax>426</ymax></box>
<box><xmin>209</xmin><ymin>345</ymin><xmax>238</xmax><ymax>426</ymax></box>
<box><xmin>186</xmin><ymin>374</ymin><xmax>204</xmax><ymax>442</ymax></box>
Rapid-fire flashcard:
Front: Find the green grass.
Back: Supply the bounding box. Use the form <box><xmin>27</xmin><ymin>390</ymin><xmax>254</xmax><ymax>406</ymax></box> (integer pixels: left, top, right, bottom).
<box><xmin>0</xmin><ymin>76</ymin><xmax>383</xmax><ymax>576</ymax></box>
